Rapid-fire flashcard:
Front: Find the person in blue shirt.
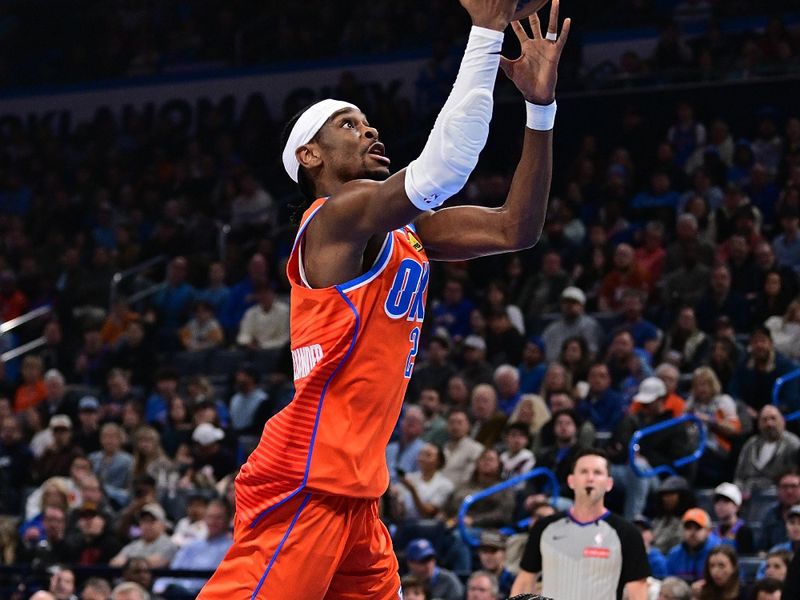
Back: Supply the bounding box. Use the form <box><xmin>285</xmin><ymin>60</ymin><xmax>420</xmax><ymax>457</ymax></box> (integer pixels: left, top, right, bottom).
<box><xmin>518</xmin><ymin>336</ymin><xmax>547</xmax><ymax>395</ymax></box>
<box><xmin>432</xmin><ymin>279</ymin><xmax>475</xmax><ymax>342</ymax></box>
<box><xmin>578</xmin><ymin>363</ymin><xmax>624</xmax><ymax>440</ymax></box>
<box><xmin>634</xmin><ymin>515</ymin><xmax>668</xmax><ymax>579</ymax></box>
<box><xmin>756</xmin><ymin>503</ymin><xmax>800</xmax><ymax>579</ymax></box>
<box><xmin>153</xmin><ymin>499</ymin><xmax>233</xmax><ymax>597</ymax></box>
<box><xmin>666</xmin><ymin>508</ymin><xmax>722</xmax><ymax>583</ymax></box>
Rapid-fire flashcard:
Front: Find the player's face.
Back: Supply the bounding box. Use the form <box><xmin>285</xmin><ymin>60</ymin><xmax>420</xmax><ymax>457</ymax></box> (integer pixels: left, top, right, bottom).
<box><xmin>317</xmin><ymin>109</ymin><xmax>391</xmax><ymax>183</ymax></box>
<box><xmin>567</xmin><ymin>455</ymin><xmax>612</xmax><ymax>502</ymax></box>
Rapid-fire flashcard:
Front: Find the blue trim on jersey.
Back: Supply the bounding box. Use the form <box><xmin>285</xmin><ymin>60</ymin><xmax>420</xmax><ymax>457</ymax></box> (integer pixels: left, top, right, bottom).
<box><xmin>248</xmin><ymin>283</ymin><xmax>361</xmax><ymax>530</ymax></box>
<box><xmin>567</xmin><ymin>509</ymin><xmax>611</xmax><ymax>527</ymax></box>
<box><xmin>337</xmin><ymin>232</ymin><xmax>394</xmax><ymax>293</ymax></box>
<box><xmin>250</xmin><ymin>492</ymin><xmax>312</xmax><ymax>599</ymax></box>
<box><xmin>406</xmin><ymin>222</ymin><xmax>417</xmax><ymax>233</ymax></box>
<box><xmin>291</xmin><ymin>200</ymin><xmax>327</xmax><ymax>254</ymax></box>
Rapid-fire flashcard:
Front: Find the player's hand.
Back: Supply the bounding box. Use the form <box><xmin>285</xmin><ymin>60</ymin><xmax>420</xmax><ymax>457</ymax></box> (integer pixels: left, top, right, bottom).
<box><xmin>500</xmin><ymin>0</ymin><xmax>571</xmax><ymax>105</ymax></box>
<box><xmin>458</xmin><ymin>0</ymin><xmax>524</xmax><ymax>32</ymax></box>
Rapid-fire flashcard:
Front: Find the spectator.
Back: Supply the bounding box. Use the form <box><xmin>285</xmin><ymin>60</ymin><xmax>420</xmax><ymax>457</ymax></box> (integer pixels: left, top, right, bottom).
<box><xmin>665</xmin><ymin>214</ymin><xmax>716</xmax><ymax>273</ymax></box>
<box><xmin>518</xmin><ymin>250</ymin><xmax>571</xmax><ymax>321</ymax></box>
<box><xmin>35</xmin><ymin>415</ymin><xmax>84</xmax><ymax>484</ymax></box>
<box><xmin>405</xmin><ymin>538</ymin><xmax>463</xmax><ymax>600</ymax></box>
<box><xmin>39</xmin><ymin>369</ymin><xmax>77</xmax><ymax>424</ymax></box>
<box><xmin>73</xmin><ymin>396</ymin><xmax>102</xmax><ymax>455</ymax></box>
<box><xmin>14</xmin><ymin>355</ymin><xmax>47</xmax><ymax>413</ymax></box>
<box><xmin>179</xmin><ymin>300</ymin><xmax>224</xmax><ymax>352</ymax></box>
<box><xmin>80</xmin><ymin>578</ymin><xmax>112</xmax><ymax>600</ymax></box>
<box><xmin>111</xmin><ymin>582</ymin><xmax>150</xmax><ymax>600</ymax></box>
<box><xmin>441</xmin><ymin>408</ymin><xmax>484</xmax><ymax>487</ymax></box>
<box><xmin>109</xmin><ymin>321</ymin><xmax>157</xmax><ymax>388</ymax></box>
<box><xmin>171</xmin><ymin>493</ymin><xmax>209</xmax><ymax>547</ymax></box>
<box><xmin>635</xmin><ymin>221</ymin><xmax>667</xmax><ymax>290</ymax></box>
<box><xmin>598</xmin><ymin>243</ymin><xmax>648</xmax><ymax>311</ymax></box>
<box><xmin>102</xmin><ymin>369</ymin><xmax>139</xmax><ymax>423</ymax></box>
<box><xmin>762</xmin><ymin>549</ymin><xmax>791</xmax><ymax>583</ymax></box>
<box><xmin>711</xmin><ymin>482</ymin><xmax>755</xmax><ymax>554</ymax></box>
<box><xmin>65</xmin><ymin>501</ymin><xmax>122</xmax><ymax>565</ymax></box>
<box><xmin>483</xmin><ymin>279</ymin><xmax>525</xmax><ymax>335</ymax></box>
<box><xmin>500</xmin><ymin>423</ymin><xmax>535</xmax><ymax>485</ymax></box>
<box><xmin>657</xmin><ymin>577</ymin><xmax>691</xmax><ymax>600</ymax></box>
<box><xmin>616</xmin><ymin>289</ymin><xmax>661</xmax><ymax>355</ymax></box>
<box><xmin>761</xmin><ymin>503</ymin><xmax>800</xmax><ymax>564</ymax></box>
<box><xmin>144</xmin><ymin>368</ymin><xmax>180</xmax><ymax>427</ymax></box>
<box><xmin>0</xmin><ymin>270</ymin><xmax>28</xmax><ymax>322</ymax></box>
<box><xmin>400</xmin><ymin>575</ymin><xmax>430</xmax><ymax>600</ymax></box>
<box><xmin>457</xmin><ymin>335</ymin><xmax>494</xmax><ymax>390</ymax></box>
<box><xmin>730</xmin><ymin>326</ymin><xmax>800</xmax><ymax>414</ymax></box>
<box><xmin>387</xmin><ymin>404</ymin><xmax>426</xmax><ymax>481</ymax></box>
<box><xmin>666</xmin><ymin>508</ymin><xmax>721</xmax><ymax>583</ymax></box>
<box><xmin>605</xmin><ymin>329</ymin><xmax>652</xmax><ymax>393</ymax></box>
<box><xmin>653</xmin><ymin>476</ymin><xmax>696</xmax><ymax>555</ymax></box>
<box><xmin>661</xmin><ymin>306</ymin><xmax>710</xmax><ymax>374</ymax></box>
<box><xmin>432</xmin><ymin>279</ymin><xmax>474</xmax><ymax>342</ymax></box>
<box><xmin>532</xmin><ymin>409</ymin><xmax>585</xmax><ymax>502</ymax></box>
<box><xmin>695</xmin><ymin>264</ymin><xmax>750</xmax><ymax>333</ymax></box>
<box><xmin>630</xmin><ymin>363</ymin><xmax>686</xmax><ymax>418</ymax></box>
<box><xmin>750</xmin><ymin>578</ymin><xmax>783</xmax><ymax>600</ymax></box>
<box><xmin>148</xmin><ymin>256</ymin><xmax>196</xmax><ymax>349</ymax></box>
<box><xmin>634</xmin><ymin>514</ymin><xmax>668</xmax><ymax>579</ymax></box>
<box><xmin>578</xmin><ymin>363</ymin><xmax>624</xmax><ymax>441</ymax></box>
<box><xmin>101</xmin><ymin>298</ymin><xmax>140</xmax><ymax>347</ymax></box>
<box><xmin>541</xmin><ymin>287</ymin><xmax>604</xmax><ymax>362</ymax></box>
<box><xmin>734</xmin><ymin>405</ymin><xmax>800</xmax><ymax>497</ymax></box>
<box><xmin>89</xmin><ymin>423</ymin><xmax>133</xmax><ymax>507</ymax></box>
<box><xmin>663</xmin><ymin>246</ymin><xmax>712</xmax><ymax>310</ymax></box>
<box><xmin>187</xmin><ymin>423</ymin><xmax>235</xmax><ymax>487</ymax></box>
<box><xmin>0</xmin><ymin>415</ymin><xmax>33</xmax><ymax>515</ymax></box>
<box><xmin>468</xmin><ymin>384</ymin><xmax>506</xmax><ymax>449</ymax></box>
<box><xmin>760</xmin><ymin>469</ymin><xmax>800</xmax><ymax>552</ymax></box>
<box><xmin>686</xmin><ymin>367</ymin><xmax>741</xmax><ymax>486</ymax></box>
<box><xmin>772</xmin><ymin>206</ymin><xmax>800</xmax><ymax>274</ymax></box>
<box><xmin>229</xmin><ymin>364</ymin><xmax>270</xmax><ymax>437</ymax></box>
<box><xmin>110</xmin><ymin>503</ymin><xmax>178</xmax><ymax>568</ymax></box>
<box><xmin>417</xmin><ymin>388</ymin><xmax>448</xmax><ymax>446</ymax></box>
<box><xmin>559</xmin><ymin>336</ymin><xmax>591</xmax><ymax>387</ymax></box>
<box><xmin>220</xmin><ymin>253</ymin><xmax>269</xmax><ymax>335</ymax></box>
<box><xmin>18</xmin><ymin>505</ymin><xmax>71</xmax><ymax>568</ymax></box>
<box><xmin>153</xmin><ymin>500</ymin><xmax>233</xmax><ymax>596</ymax></box>
<box><xmin>465</xmin><ymin>570</ymin><xmax>500</xmax><ymax>600</ymax></box>
<box><xmin>131</xmin><ymin>426</ymin><xmax>176</xmax><ymax>495</ymax></box>
<box><xmin>231</xmin><ymin>172</ymin><xmax>275</xmax><ymax>233</ymax></box>
<box><xmin>407</xmin><ymin>336</ymin><xmax>457</xmax><ymax>401</ymax></box>
<box><xmin>236</xmin><ymin>283</ymin><xmax>290</xmax><ymax>350</ymax></box>
<box><xmin>494</xmin><ymin>364</ymin><xmax>549</xmax><ymax>433</ymax></box>
<box><xmin>394</xmin><ymin>442</ymin><xmax>453</xmax><ymax>520</ymax></box>
<box><xmin>485</xmin><ymin>308</ymin><xmax>525</xmax><ymax>366</ymax></box>
<box><xmin>198</xmin><ymin>262</ymin><xmax>231</xmax><ymax>320</ymax></box>
<box><xmin>48</xmin><ymin>566</ymin><xmax>78</xmax><ymax>600</ymax></box>
<box><xmin>690</xmin><ymin>545</ymin><xmax>743</xmax><ymax>600</ymax></box>
<box><xmin>765</xmin><ymin>299</ymin><xmax>800</xmax><ymax>362</ymax></box>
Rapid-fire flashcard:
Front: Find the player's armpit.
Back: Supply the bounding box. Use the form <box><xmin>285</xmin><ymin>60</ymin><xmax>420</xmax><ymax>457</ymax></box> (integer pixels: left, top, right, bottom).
<box><xmin>510</xmin><ymin>569</ymin><xmax>539</xmax><ymax>595</ymax></box>
<box><xmin>414</xmin><ymin>204</ymin><xmax>537</xmax><ymax>261</ymax></box>
<box><xmin>623</xmin><ymin>578</ymin><xmax>649</xmax><ymax>600</ymax></box>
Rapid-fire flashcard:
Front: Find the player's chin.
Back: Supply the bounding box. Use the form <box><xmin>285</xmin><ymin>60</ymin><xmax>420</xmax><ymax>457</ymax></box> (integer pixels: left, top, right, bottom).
<box><xmin>360</xmin><ymin>165</ymin><xmax>391</xmax><ymax>181</ymax></box>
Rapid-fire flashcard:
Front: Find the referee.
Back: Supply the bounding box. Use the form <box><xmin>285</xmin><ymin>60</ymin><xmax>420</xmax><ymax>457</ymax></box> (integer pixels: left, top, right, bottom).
<box><xmin>510</xmin><ymin>448</ymin><xmax>650</xmax><ymax>600</ymax></box>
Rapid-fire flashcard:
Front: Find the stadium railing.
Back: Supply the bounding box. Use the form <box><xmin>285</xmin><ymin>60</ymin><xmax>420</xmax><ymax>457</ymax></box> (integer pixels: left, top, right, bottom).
<box><xmin>457</xmin><ymin>467</ymin><xmax>559</xmax><ymax>547</ymax></box>
<box><xmin>109</xmin><ymin>254</ymin><xmax>167</xmax><ymax>309</ymax></box>
<box><xmin>772</xmin><ymin>367</ymin><xmax>800</xmax><ymax>423</ymax></box>
<box><xmin>628</xmin><ymin>414</ymin><xmax>707</xmax><ymax>478</ymax></box>
<box><xmin>0</xmin><ymin>305</ymin><xmax>53</xmax><ymax>363</ymax></box>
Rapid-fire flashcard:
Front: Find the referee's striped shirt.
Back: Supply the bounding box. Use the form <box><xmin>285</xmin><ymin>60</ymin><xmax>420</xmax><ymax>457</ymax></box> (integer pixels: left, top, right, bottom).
<box><xmin>520</xmin><ymin>510</ymin><xmax>650</xmax><ymax>600</ymax></box>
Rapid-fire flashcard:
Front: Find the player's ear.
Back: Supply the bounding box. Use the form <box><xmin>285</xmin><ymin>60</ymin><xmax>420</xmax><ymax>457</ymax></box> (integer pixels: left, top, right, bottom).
<box><xmin>296</xmin><ymin>143</ymin><xmax>322</xmax><ymax>171</ymax></box>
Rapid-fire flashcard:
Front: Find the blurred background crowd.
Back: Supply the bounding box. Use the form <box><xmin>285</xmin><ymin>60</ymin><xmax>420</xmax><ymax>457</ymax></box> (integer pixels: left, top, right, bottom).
<box><xmin>1</xmin><ymin>0</ymin><xmax>800</xmax><ymax>599</ymax></box>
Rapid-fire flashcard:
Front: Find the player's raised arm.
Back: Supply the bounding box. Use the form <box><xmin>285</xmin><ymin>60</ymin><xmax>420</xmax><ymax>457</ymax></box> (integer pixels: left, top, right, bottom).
<box><xmin>290</xmin><ymin>0</ymin><xmax>522</xmax><ymax>242</ymax></box>
<box><xmin>415</xmin><ymin>0</ymin><xmax>571</xmax><ymax>261</ymax></box>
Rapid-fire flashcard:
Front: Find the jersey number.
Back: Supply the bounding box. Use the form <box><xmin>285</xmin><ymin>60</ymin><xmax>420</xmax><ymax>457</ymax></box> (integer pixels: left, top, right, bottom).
<box><xmin>404</xmin><ymin>327</ymin><xmax>420</xmax><ymax>378</ymax></box>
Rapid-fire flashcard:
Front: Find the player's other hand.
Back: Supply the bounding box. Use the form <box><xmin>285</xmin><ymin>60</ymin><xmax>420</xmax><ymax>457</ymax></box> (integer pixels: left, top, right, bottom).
<box><xmin>458</xmin><ymin>0</ymin><xmax>521</xmax><ymax>32</ymax></box>
<box><xmin>500</xmin><ymin>0</ymin><xmax>571</xmax><ymax>105</ymax></box>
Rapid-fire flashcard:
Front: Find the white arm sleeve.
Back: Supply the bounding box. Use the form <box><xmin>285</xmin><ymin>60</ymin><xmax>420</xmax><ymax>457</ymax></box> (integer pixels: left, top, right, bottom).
<box><xmin>405</xmin><ymin>26</ymin><xmax>503</xmax><ymax>210</ymax></box>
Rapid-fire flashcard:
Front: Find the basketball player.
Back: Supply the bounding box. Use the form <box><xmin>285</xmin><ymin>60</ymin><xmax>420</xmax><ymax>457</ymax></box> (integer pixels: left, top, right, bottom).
<box><xmin>199</xmin><ymin>0</ymin><xmax>570</xmax><ymax>598</ymax></box>
<box><xmin>510</xmin><ymin>449</ymin><xmax>650</xmax><ymax>600</ymax></box>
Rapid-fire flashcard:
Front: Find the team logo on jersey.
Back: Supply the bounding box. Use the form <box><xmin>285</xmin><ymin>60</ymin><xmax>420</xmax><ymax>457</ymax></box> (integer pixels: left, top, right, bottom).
<box><xmin>384</xmin><ymin>259</ymin><xmax>428</xmax><ymax>322</ymax></box>
<box><xmin>407</xmin><ymin>231</ymin><xmax>423</xmax><ymax>252</ymax></box>
<box><xmin>292</xmin><ymin>344</ymin><xmax>324</xmax><ymax>380</ymax></box>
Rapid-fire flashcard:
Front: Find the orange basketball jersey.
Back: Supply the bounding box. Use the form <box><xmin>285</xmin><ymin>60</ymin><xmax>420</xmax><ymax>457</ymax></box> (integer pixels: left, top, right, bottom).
<box><xmin>235</xmin><ymin>198</ymin><xmax>429</xmax><ymax>527</ymax></box>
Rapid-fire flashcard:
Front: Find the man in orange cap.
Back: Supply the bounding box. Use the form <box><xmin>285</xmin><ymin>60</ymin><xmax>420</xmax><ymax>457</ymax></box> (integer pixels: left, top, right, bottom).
<box><xmin>665</xmin><ymin>508</ymin><xmax>722</xmax><ymax>582</ymax></box>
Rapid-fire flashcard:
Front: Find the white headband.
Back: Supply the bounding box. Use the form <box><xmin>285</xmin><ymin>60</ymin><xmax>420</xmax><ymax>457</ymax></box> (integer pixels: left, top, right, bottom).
<box><xmin>282</xmin><ymin>99</ymin><xmax>359</xmax><ymax>183</ymax></box>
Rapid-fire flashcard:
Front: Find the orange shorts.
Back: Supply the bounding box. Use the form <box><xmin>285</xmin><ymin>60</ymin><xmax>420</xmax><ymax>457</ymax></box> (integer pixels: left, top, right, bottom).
<box><xmin>198</xmin><ymin>492</ymin><xmax>401</xmax><ymax>600</ymax></box>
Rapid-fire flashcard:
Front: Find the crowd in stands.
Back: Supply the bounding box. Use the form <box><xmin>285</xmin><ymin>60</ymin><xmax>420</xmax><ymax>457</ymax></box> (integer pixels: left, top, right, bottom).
<box><xmin>0</xmin><ymin>1</ymin><xmax>798</xmax><ymax>91</ymax></box>
<box><xmin>0</xmin><ymin>4</ymin><xmax>799</xmax><ymax>600</ymax></box>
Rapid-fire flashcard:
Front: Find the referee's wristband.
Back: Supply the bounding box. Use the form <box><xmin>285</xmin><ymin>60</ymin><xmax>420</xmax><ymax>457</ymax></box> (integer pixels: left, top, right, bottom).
<box><xmin>525</xmin><ymin>99</ymin><xmax>557</xmax><ymax>131</ymax></box>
